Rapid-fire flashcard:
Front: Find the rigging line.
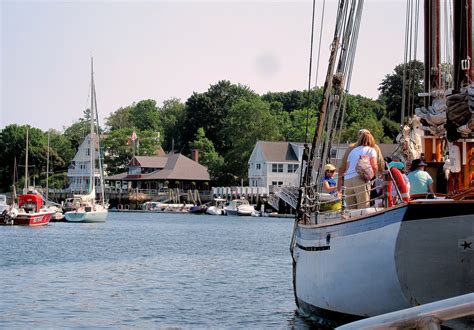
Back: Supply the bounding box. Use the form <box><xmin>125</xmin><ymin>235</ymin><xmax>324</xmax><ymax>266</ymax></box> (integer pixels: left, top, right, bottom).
<box><xmin>304</xmin><ymin>0</ymin><xmax>317</xmax><ymax>145</ymax></box>
<box><xmin>334</xmin><ymin>0</ymin><xmax>364</xmax><ymax>149</ymax></box>
<box><xmin>333</xmin><ymin>0</ymin><xmax>364</xmax><ymax>155</ymax></box>
<box><xmin>410</xmin><ymin>0</ymin><xmax>420</xmax><ymax>118</ymax></box>
<box><xmin>407</xmin><ymin>0</ymin><xmax>415</xmax><ymax>118</ymax></box>
<box><xmin>401</xmin><ymin>0</ymin><xmax>411</xmax><ymax>125</ymax></box>
<box><xmin>314</xmin><ymin>0</ymin><xmax>326</xmax><ymax>88</ymax></box>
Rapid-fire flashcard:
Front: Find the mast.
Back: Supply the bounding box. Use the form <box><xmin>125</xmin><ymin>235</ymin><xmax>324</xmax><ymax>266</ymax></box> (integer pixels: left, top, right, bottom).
<box><xmin>46</xmin><ymin>130</ymin><xmax>50</xmax><ymax>202</ymax></box>
<box><xmin>24</xmin><ymin>128</ymin><xmax>29</xmax><ymax>191</ymax></box>
<box><xmin>90</xmin><ymin>57</ymin><xmax>95</xmax><ymax>195</ymax></box>
<box><xmin>453</xmin><ymin>0</ymin><xmax>473</xmax><ymax>91</ymax></box>
<box><xmin>424</xmin><ymin>0</ymin><xmax>441</xmax><ymax>107</ymax></box>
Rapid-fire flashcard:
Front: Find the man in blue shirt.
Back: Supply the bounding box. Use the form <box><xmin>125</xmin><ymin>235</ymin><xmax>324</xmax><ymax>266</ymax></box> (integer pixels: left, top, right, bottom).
<box><xmin>407</xmin><ymin>159</ymin><xmax>433</xmax><ymax>195</ymax></box>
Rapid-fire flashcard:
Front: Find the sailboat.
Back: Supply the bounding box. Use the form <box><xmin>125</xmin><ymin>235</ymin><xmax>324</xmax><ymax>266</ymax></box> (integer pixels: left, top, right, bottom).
<box><xmin>64</xmin><ymin>58</ymin><xmax>108</xmax><ymax>223</ymax></box>
<box><xmin>291</xmin><ymin>0</ymin><xmax>473</xmax><ymax>328</ymax></box>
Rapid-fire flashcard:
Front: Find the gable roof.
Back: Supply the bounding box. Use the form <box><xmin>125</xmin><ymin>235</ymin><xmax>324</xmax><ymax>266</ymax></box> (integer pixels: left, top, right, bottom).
<box><xmin>129</xmin><ymin>156</ymin><xmax>168</xmax><ymax>168</ymax></box>
<box><xmin>258</xmin><ymin>141</ymin><xmax>301</xmax><ymax>162</ymax></box>
<box><xmin>145</xmin><ymin>153</ymin><xmax>210</xmax><ymax>181</ymax></box>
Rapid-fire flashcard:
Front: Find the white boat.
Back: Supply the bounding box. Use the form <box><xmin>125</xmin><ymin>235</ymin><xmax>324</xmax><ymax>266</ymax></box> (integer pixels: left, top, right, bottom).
<box><xmin>206</xmin><ymin>198</ymin><xmax>227</xmax><ymax>215</ymax></box>
<box><xmin>291</xmin><ymin>1</ymin><xmax>474</xmax><ymax>328</ymax></box>
<box><xmin>0</xmin><ymin>194</ymin><xmax>7</xmax><ymax>213</ymax></box>
<box><xmin>224</xmin><ymin>198</ymin><xmax>254</xmax><ymax>216</ymax></box>
<box><xmin>65</xmin><ymin>58</ymin><xmax>108</xmax><ymax>223</ymax></box>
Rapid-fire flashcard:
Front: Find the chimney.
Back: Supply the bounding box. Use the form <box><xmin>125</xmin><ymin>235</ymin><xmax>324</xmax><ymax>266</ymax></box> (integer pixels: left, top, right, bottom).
<box><xmin>193</xmin><ymin>149</ymin><xmax>199</xmax><ymax>163</ymax></box>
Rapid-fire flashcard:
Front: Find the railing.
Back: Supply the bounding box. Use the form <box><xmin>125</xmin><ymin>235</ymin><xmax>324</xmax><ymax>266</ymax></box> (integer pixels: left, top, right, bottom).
<box><xmin>274</xmin><ymin>186</ymin><xmax>298</xmax><ymax>210</ymax></box>
<box><xmin>336</xmin><ymin>293</ymin><xmax>474</xmax><ymax>330</ymax></box>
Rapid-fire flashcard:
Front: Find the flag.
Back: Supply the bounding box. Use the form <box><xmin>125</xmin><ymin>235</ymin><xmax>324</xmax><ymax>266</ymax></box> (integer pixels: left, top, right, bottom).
<box><xmin>131</xmin><ymin>130</ymin><xmax>137</xmax><ymax>141</ymax></box>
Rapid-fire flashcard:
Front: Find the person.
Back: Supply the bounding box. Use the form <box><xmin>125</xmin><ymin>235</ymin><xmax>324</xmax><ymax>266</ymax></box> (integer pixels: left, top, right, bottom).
<box><xmin>338</xmin><ymin>129</ymin><xmax>385</xmax><ymax>190</ymax></box>
<box><xmin>320</xmin><ymin>163</ymin><xmax>341</xmax><ymax>211</ymax></box>
<box><xmin>407</xmin><ymin>159</ymin><xmax>433</xmax><ymax>195</ymax></box>
<box><xmin>388</xmin><ymin>161</ymin><xmax>411</xmax><ymax>203</ymax></box>
<box><xmin>322</xmin><ymin>164</ymin><xmax>338</xmax><ymax>196</ymax></box>
<box><xmin>343</xmin><ymin>130</ymin><xmax>378</xmax><ymax>209</ymax></box>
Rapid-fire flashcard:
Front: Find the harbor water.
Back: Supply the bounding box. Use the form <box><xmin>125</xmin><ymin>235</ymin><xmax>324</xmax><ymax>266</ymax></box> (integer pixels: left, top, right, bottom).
<box><xmin>0</xmin><ymin>212</ymin><xmax>319</xmax><ymax>328</ymax></box>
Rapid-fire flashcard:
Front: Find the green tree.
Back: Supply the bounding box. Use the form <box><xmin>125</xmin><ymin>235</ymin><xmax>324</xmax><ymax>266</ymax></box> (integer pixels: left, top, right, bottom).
<box><xmin>378</xmin><ymin>60</ymin><xmax>424</xmax><ymax>124</ymax></box>
<box><xmin>182</xmin><ymin>80</ymin><xmax>257</xmax><ymax>154</ymax></box>
<box><xmin>105</xmin><ymin>106</ymin><xmax>132</xmax><ymax>131</ymax></box>
<box><xmin>189</xmin><ymin>128</ymin><xmax>224</xmax><ymax>180</ymax></box>
<box><xmin>220</xmin><ymin>97</ymin><xmax>282</xmax><ymax>185</ymax></box>
<box><xmin>158</xmin><ymin>98</ymin><xmax>186</xmax><ymax>152</ymax></box>
<box><xmin>130</xmin><ymin>99</ymin><xmax>161</xmax><ymax>132</ymax></box>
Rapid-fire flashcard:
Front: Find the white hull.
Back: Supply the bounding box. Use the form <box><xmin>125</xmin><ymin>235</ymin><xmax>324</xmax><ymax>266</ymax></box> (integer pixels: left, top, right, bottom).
<box><xmin>65</xmin><ymin>209</ymin><xmax>108</xmax><ymax>223</ymax></box>
<box><xmin>292</xmin><ymin>201</ymin><xmax>474</xmax><ymax>327</ymax></box>
<box><xmin>206</xmin><ymin>206</ymin><xmax>224</xmax><ymax>215</ymax></box>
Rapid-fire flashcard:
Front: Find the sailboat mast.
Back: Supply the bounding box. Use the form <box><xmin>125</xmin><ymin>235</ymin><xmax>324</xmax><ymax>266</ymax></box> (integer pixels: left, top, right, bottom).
<box><xmin>90</xmin><ymin>57</ymin><xmax>95</xmax><ymax>194</ymax></box>
<box><xmin>24</xmin><ymin>128</ymin><xmax>29</xmax><ymax>191</ymax></box>
<box><xmin>46</xmin><ymin>130</ymin><xmax>50</xmax><ymax>202</ymax></box>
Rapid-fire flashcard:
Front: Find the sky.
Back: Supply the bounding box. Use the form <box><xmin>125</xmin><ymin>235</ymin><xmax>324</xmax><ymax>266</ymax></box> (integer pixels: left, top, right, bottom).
<box><xmin>1</xmin><ymin>0</ymin><xmax>416</xmax><ymax>132</ymax></box>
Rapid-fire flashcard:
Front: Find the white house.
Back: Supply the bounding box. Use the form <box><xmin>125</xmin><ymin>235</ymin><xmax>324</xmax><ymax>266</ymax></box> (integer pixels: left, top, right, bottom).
<box><xmin>67</xmin><ymin>133</ymin><xmax>102</xmax><ymax>193</ymax></box>
<box><xmin>248</xmin><ymin>141</ymin><xmax>397</xmax><ymax>191</ymax></box>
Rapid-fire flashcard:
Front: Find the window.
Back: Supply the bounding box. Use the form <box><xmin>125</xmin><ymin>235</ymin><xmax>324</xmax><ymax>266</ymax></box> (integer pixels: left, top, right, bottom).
<box><xmin>256</xmin><ymin>163</ymin><xmax>261</xmax><ymax>170</ymax></box>
<box><xmin>288</xmin><ymin>164</ymin><xmax>299</xmax><ymax>173</ymax></box>
<box><xmin>272</xmin><ymin>164</ymin><xmax>283</xmax><ymax>173</ymax></box>
<box><xmin>272</xmin><ymin>181</ymin><xmax>283</xmax><ymax>187</ymax></box>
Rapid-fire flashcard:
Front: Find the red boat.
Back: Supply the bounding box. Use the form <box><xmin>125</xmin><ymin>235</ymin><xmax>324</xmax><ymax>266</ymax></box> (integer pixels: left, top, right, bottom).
<box><xmin>11</xmin><ymin>194</ymin><xmax>55</xmax><ymax>226</ymax></box>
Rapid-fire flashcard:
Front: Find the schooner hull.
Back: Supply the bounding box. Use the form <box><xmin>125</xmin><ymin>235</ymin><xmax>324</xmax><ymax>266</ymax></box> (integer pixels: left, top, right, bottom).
<box><xmin>293</xmin><ymin>201</ymin><xmax>474</xmax><ymax>327</ymax></box>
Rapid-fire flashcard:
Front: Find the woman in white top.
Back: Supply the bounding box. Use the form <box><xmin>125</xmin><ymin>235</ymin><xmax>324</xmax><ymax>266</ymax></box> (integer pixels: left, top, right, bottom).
<box><xmin>343</xmin><ymin>130</ymin><xmax>378</xmax><ymax>209</ymax></box>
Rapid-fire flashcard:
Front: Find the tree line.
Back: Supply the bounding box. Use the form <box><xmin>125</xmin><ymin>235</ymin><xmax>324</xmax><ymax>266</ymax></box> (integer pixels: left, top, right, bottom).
<box><xmin>0</xmin><ymin>61</ymin><xmax>424</xmax><ymax>192</ymax></box>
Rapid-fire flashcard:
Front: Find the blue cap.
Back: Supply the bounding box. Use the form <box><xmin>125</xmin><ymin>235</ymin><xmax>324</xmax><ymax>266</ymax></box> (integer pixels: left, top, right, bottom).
<box><xmin>388</xmin><ymin>161</ymin><xmax>405</xmax><ymax>170</ymax></box>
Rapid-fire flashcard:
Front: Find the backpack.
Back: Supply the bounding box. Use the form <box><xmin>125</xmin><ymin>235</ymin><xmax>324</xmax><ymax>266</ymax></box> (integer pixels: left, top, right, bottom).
<box><xmin>356</xmin><ymin>154</ymin><xmax>374</xmax><ymax>181</ymax></box>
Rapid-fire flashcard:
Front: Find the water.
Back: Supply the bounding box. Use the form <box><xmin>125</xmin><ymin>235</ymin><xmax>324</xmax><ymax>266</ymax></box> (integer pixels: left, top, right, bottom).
<box><xmin>0</xmin><ymin>212</ymin><xmax>318</xmax><ymax>328</ymax></box>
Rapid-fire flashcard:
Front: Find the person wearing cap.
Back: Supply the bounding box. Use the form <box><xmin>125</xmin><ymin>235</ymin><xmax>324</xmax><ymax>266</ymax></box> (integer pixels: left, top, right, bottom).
<box><xmin>322</xmin><ymin>163</ymin><xmax>338</xmax><ymax>196</ymax></box>
<box><xmin>407</xmin><ymin>159</ymin><xmax>433</xmax><ymax>195</ymax></box>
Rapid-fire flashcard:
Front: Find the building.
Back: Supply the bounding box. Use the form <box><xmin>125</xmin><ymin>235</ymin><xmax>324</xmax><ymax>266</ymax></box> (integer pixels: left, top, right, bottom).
<box><xmin>67</xmin><ymin>133</ymin><xmax>103</xmax><ymax>193</ymax></box>
<box><xmin>106</xmin><ymin>153</ymin><xmax>210</xmax><ymax>191</ymax></box>
<box><xmin>248</xmin><ymin>141</ymin><xmax>397</xmax><ymax>191</ymax></box>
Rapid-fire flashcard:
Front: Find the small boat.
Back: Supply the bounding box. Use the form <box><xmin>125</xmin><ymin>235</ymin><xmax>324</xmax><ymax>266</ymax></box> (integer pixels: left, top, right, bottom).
<box><xmin>189</xmin><ymin>204</ymin><xmax>208</xmax><ymax>214</ymax></box>
<box><xmin>224</xmin><ymin>198</ymin><xmax>254</xmax><ymax>216</ymax></box>
<box><xmin>0</xmin><ymin>194</ymin><xmax>7</xmax><ymax>213</ymax></box>
<box><xmin>10</xmin><ymin>193</ymin><xmax>56</xmax><ymax>226</ymax></box>
<box><xmin>206</xmin><ymin>198</ymin><xmax>227</xmax><ymax>215</ymax></box>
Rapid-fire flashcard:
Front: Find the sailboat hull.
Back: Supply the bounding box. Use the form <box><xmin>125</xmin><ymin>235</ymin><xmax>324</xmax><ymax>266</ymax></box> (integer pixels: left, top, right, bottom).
<box><xmin>65</xmin><ymin>209</ymin><xmax>107</xmax><ymax>223</ymax></box>
<box><xmin>293</xmin><ymin>200</ymin><xmax>474</xmax><ymax>327</ymax></box>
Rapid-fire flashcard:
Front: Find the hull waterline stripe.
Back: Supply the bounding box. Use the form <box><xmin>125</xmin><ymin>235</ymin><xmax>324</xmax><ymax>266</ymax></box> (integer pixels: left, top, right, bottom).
<box><xmin>295</xmin><ymin>243</ymin><xmax>330</xmax><ymax>251</ymax></box>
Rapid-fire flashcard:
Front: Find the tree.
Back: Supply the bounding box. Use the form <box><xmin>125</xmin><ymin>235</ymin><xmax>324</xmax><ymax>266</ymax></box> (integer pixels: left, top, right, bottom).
<box><xmin>158</xmin><ymin>98</ymin><xmax>186</xmax><ymax>152</ymax></box>
<box><xmin>130</xmin><ymin>99</ymin><xmax>161</xmax><ymax>132</ymax></box>
<box><xmin>105</xmin><ymin>106</ymin><xmax>132</xmax><ymax>131</ymax></box>
<box><xmin>378</xmin><ymin>60</ymin><xmax>424</xmax><ymax>124</ymax></box>
<box><xmin>181</xmin><ymin>80</ymin><xmax>257</xmax><ymax>154</ymax></box>
<box><xmin>220</xmin><ymin>97</ymin><xmax>282</xmax><ymax>185</ymax></box>
<box><xmin>189</xmin><ymin>128</ymin><xmax>224</xmax><ymax>180</ymax></box>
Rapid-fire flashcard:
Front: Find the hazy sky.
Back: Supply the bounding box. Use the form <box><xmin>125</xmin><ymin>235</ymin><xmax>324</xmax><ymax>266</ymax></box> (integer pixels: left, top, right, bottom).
<box><xmin>1</xmin><ymin>1</ymin><xmax>416</xmax><ymax>132</ymax></box>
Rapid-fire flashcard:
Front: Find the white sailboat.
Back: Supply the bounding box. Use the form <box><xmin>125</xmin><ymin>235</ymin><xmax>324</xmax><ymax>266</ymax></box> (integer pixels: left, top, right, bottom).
<box><xmin>65</xmin><ymin>58</ymin><xmax>108</xmax><ymax>223</ymax></box>
<box><xmin>291</xmin><ymin>1</ymin><xmax>473</xmax><ymax>328</ymax></box>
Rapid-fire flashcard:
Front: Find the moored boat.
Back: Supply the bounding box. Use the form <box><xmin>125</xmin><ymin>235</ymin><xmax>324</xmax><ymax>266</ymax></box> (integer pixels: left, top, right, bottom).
<box><xmin>64</xmin><ymin>58</ymin><xmax>108</xmax><ymax>223</ymax></box>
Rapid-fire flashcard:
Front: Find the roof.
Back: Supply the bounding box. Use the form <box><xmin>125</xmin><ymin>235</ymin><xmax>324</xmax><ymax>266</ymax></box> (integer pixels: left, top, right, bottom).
<box><xmin>129</xmin><ymin>156</ymin><xmax>168</xmax><ymax>168</ymax></box>
<box><xmin>107</xmin><ymin>153</ymin><xmax>210</xmax><ymax>182</ymax></box>
<box><xmin>378</xmin><ymin>144</ymin><xmax>398</xmax><ymax>157</ymax></box>
<box><xmin>145</xmin><ymin>153</ymin><xmax>210</xmax><ymax>181</ymax></box>
<box><xmin>258</xmin><ymin>141</ymin><xmax>301</xmax><ymax>162</ymax></box>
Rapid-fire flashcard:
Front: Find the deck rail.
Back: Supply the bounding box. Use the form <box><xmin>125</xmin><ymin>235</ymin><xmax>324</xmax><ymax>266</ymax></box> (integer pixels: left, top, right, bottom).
<box><xmin>336</xmin><ymin>293</ymin><xmax>474</xmax><ymax>330</ymax></box>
